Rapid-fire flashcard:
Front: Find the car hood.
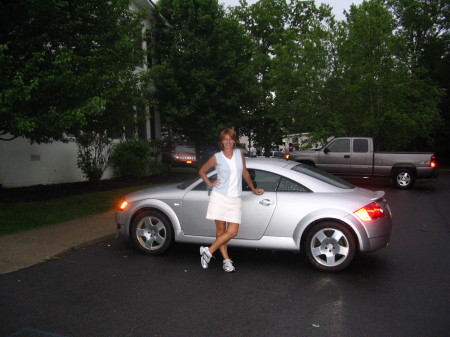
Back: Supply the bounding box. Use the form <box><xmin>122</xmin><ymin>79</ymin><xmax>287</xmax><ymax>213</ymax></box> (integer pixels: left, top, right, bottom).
<box><xmin>123</xmin><ymin>183</ymin><xmax>184</xmax><ymax>203</ymax></box>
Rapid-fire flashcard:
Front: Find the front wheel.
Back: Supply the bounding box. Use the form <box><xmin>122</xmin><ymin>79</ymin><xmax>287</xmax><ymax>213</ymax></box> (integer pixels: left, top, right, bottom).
<box><xmin>305</xmin><ymin>222</ymin><xmax>357</xmax><ymax>272</ymax></box>
<box><xmin>392</xmin><ymin>168</ymin><xmax>415</xmax><ymax>189</ymax></box>
<box><xmin>130</xmin><ymin>210</ymin><xmax>173</xmax><ymax>255</ymax></box>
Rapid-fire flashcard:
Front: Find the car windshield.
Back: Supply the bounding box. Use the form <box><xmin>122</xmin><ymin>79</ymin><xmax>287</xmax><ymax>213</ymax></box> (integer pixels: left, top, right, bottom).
<box><xmin>176</xmin><ymin>146</ymin><xmax>196</xmax><ymax>154</ymax></box>
<box><xmin>291</xmin><ymin>164</ymin><xmax>355</xmax><ymax>189</ymax></box>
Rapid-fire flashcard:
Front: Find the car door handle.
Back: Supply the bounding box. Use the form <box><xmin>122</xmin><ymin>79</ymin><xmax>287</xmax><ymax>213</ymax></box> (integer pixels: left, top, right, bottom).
<box><xmin>344</xmin><ymin>155</ymin><xmax>350</xmax><ymax>158</ymax></box>
<box><xmin>259</xmin><ymin>199</ymin><xmax>275</xmax><ymax>206</ymax></box>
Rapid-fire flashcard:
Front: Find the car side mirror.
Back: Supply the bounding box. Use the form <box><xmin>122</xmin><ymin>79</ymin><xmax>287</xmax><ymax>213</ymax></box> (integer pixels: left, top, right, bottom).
<box><xmin>324</xmin><ymin>148</ymin><xmax>330</xmax><ymax>154</ymax></box>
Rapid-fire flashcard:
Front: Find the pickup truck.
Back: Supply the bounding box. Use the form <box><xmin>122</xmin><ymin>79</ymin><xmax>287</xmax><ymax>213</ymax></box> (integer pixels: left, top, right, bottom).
<box><xmin>286</xmin><ymin>137</ymin><xmax>438</xmax><ymax>189</ymax></box>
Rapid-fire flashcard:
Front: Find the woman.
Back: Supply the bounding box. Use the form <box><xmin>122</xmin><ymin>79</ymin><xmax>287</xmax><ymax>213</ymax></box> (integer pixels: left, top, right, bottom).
<box><xmin>198</xmin><ymin>128</ymin><xmax>264</xmax><ymax>272</ymax></box>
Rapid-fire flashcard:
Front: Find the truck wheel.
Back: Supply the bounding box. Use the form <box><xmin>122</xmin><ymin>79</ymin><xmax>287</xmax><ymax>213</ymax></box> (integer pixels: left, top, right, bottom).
<box><xmin>305</xmin><ymin>222</ymin><xmax>357</xmax><ymax>272</ymax></box>
<box><xmin>130</xmin><ymin>210</ymin><xmax>173</xmax><ymax>255</ymax></box>
<box><xmin>393</xmin><ymin>169</ymin><xmax>415</xmax><ymax>189</ymax></box>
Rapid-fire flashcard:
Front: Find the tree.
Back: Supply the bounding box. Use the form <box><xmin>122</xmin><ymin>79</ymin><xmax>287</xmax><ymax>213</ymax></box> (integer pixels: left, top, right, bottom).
<box><xmin>320</xmin><ymin>0</ymin><xmax>442</xmax><ymax>150</ymax></box>
<box><xmin>149</xmin><ymin>0</ymin><xmax>257</xmax><ymax>149</ymax></box>
<box><xmin>387</xmin><ymin>0</ymin><xmax>450</xmax><ymax>157</ymax></box>
<box><xmin>0</xmin><ymin>0</ymin><xmax>146</xmax><ymax>143</ymax></box>
<box><xmin>230</xmin><ymin>0</ymin><xmax>335</xmax><ymax>152</ymax></box>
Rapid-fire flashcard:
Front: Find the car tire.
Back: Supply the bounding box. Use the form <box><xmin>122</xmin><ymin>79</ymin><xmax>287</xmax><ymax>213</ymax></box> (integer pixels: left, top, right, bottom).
<box><xmin>392</xmin><ymin>168</ymin><xmax>415</xmax><ymax>189</ymax></box>
<box><xmin>130</xmin><ymin>210</ymin><xmax>173</xmax><ymax>255</ymax></box>
<box><xmin>305</xmin><ymin>222</ymin><xmax>357</xmax><ymax>272</ymax></box>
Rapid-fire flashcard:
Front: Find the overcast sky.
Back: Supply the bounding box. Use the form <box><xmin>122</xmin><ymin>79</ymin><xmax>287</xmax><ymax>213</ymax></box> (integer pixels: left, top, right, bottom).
<box><xmin>220</xmin><ymin>0</ymin><xmax>363</xmax><ymax>21</ymax></box>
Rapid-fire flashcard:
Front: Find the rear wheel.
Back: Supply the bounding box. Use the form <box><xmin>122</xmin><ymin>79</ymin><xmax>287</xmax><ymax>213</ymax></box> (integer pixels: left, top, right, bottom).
<box><xmin>392</xmin><ymin>168</ymin><xmax>415</xmax><ymax>189</ymax></box>
<box><xmin>130</xmin><ymin>210</ymin><xmax>173</xmax><ymax>255</ymax></box>
<box><xmin>305</xmin><ymin>222</ymin><xmax>357</xmax><ymax>272</ymax></box>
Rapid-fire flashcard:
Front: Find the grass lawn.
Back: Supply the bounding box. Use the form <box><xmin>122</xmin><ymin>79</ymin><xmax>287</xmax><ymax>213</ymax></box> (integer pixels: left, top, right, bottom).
<box><xmin>0</xmin><ymin>185</ymin><xmax>151</xmax><ymax>237</ymax></box>
<box><xmin>0</xmin><ymin>167</ymin><xmax>199</xmax><ymax>237</ymax></box>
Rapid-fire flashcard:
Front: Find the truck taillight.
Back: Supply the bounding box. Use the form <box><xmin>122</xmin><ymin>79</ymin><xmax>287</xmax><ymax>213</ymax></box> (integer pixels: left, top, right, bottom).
<box><xmin>430</xmin><ymin>155</ymin><xmax>437</xmax><ymax>168</ymax></box>
<box><xmin>354</xmin><ymin>202</ymin><xmax>386</xmax><ymax>221</ymax></box>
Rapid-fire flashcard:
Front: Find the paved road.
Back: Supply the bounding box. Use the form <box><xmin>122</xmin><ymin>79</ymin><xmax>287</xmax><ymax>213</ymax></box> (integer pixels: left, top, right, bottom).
<box><xmin>1</xmin><ymin>174</ymin><xmax>449</xmax><ymax>337</ymax></box>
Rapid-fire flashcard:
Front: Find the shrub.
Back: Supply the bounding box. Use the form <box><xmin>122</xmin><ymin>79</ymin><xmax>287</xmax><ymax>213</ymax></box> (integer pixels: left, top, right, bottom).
<box><xmin>109</xmin><ymin>139</ymin><xmax>165</xmax><ymax>178</ymax></box>
<box><xmin>76</xmin><ymin>132</ymin><xmax>112</xmax><ymax>183</ymax></box>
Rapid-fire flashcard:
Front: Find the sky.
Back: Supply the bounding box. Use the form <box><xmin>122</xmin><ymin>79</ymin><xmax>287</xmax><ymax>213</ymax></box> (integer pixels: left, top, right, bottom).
<box><xmin>220</xmin><ymin>0</ymin><xmax>363</xmax><ymax>21</ymax></box>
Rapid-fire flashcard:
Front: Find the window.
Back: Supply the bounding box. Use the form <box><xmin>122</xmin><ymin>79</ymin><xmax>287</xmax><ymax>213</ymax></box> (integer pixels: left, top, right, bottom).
<box><xmin>191</xmin><ymin>174</ymin><xmax>217</xmax><ymax>191</ymax></box>
<box><xmin>327</xmin><ymin>139</ymin><xmax>350</xmax><ymax>152</ymax></box>
<box><xmin>243</xmin><ymin>170</ymin><xmax>280</xmax><ymax>192</ymax></box>
<box><xmin>353</xmin><ymin>139</ymin><xmax>368</xmax><ymax>153</ymax></box>
<box><xmin>277</xmin><ymin>177</ymin><xmax>310</xmax><ymax>192</ymax></box>
<box><xmin>291</xmin><ymin>164</ymin><xmax>355</xmax><ymax>189</ymax></box>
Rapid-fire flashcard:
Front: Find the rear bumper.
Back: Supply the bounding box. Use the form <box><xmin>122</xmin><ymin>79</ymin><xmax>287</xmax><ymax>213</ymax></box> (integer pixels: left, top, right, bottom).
<box><xmin>417</xmin><ymin>167</ymin><xmax>438</xmax><ymax>179</ymax></box>
<box><xmin>368</xmin><ymin>235</ymin><xmax>390</xmax><ymax>251</ymax></box>
<box><xmin>171</xmin><ymin>159</ymin><xmax>197</xmax><ymax>167</ymax></box>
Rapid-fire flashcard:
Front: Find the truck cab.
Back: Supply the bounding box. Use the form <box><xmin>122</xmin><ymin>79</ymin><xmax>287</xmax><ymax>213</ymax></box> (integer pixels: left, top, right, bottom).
<box><xmin>319</xmin><ymin>138</ymin><xmax>373</xmax><ymax>175</ymax></box>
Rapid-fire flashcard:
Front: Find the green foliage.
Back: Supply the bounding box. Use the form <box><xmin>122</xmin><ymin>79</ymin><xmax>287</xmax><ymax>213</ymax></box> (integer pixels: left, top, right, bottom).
<box><xmin>76</xmin><ymin>132</ymin><xmax>112</xmax><ymax>183</ymax></box>
<box><xmin>0</xmin><ymin>0</ymin><xmax>147</xmax><ymax>142</ymax></box>
<box><xmin>230</xmin><ymin>0</ymin><xmax>335</xmax><ymax>150</ymax></box>
<box><xmin>228</xmin><ymin>0</ymin><xmax>445</xmax><ymax>151</ymax></box>
<box><xmin>150</xmin><ymin>0</ymin><xmax>257</xmax><ymax>146</ymax></box>
<box><xmin>322</xmin><ymin>0</ymin><xmax>443</xmax><ymax>150</ymax></box>
<box><xmin>387</xmin><ymin>0</ymin><xmax>450</xmax><ymax>156</ymax></box>
<box><xmin>109</xmin><ymin>140</ymin><xmax>164</xmax><ymax>178</ymax></box>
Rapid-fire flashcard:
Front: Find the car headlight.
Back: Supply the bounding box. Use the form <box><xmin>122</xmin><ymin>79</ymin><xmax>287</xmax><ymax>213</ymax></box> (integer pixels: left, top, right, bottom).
<box><xmin>118</xmin><ymin>200</ymin><xmax>129</xmax><ymax>211</ymax></box>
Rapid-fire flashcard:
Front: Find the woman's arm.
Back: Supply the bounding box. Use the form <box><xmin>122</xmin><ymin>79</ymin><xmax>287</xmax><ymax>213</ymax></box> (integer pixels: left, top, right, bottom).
<box><xmin>199</xmin><ymin>155</ymin><xmax>219</xmax><ymax>188</ymax></box>
<box><xmin>241</xmin><ymin>151</ymin><xmax>264</xmax><ymax>195</ymax></box>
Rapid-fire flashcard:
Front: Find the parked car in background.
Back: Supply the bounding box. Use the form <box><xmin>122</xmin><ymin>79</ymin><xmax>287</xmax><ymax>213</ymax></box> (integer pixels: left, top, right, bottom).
<box><xmin>116</xmin><ymin>158</ymin><xmax>392</xmax><ymax>272</ymax></box>
<box><xmin>286</xmin><ymin>137</ymin><xmax>438</xmax><ymax>189</ymax></box>
<box><xmin>163</xmin><ymin>145</ymin><xmax>197</xmax><ymax>168</ymax></box>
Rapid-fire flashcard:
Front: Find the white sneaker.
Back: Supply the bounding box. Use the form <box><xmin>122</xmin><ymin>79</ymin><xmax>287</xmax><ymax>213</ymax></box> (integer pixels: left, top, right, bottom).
<box><xmin>223</xmin><ymin>259</ymin><xmax>235</xmax><ymax>272</ymax></box>
<box><xmin>200</xmin><ymin>246</ymin><xmax>212</xmax><ymax>269</ymax></box>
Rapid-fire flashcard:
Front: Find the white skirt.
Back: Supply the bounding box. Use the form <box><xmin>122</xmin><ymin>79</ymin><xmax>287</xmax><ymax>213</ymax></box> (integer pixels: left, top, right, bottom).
<box><xmin>206</xmin><ymin>191</ymin><xmax>242</xmax><ymax>224</ymax></box>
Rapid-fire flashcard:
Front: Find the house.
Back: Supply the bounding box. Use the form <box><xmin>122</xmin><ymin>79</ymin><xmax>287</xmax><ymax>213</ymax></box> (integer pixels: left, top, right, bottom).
<box><xmin>0</xmin><ymin>0</ymin><xmax>160</xmax><ymax>188</ymax></box>
<box><xmin>238</xmin><ymin>132</ymin><xmax>324</xmax><ymax>155</ymax></box>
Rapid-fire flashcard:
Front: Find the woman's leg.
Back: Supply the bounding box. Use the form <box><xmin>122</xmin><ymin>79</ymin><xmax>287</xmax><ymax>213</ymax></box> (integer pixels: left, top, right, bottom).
<box><xmin>209</xmin><ymin>222</ymin><xmax>239</xmax><ymax>256</ymax></box>
<box><xmin>214</xmin><ymin>220</ymin><xmax>229</xmax><ymax>260</ymax></box>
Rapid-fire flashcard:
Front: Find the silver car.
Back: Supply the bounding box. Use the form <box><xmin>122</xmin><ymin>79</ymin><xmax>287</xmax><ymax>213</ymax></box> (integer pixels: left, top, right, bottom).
<box><xmin>116</xmin><ymin>158</ymin><xmax>392</xmax><ymax>272</ymax></box>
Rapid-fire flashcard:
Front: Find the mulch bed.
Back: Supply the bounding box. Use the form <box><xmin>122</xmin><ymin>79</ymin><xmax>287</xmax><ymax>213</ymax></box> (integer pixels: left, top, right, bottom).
<box><xmin>0</xmin><ymin>171</ymin><xmax>199</xmax><ymax>203</ymax></box>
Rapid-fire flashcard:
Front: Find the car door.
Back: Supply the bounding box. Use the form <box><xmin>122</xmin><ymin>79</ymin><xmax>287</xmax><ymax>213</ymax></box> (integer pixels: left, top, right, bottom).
<box><xmin>318</xmin><ymin>138</ymin><xmax>351</xmax><ymax>174</ymax></box>
<box><xmin>350</xmin><ymin>138</ymin><xmax>372</xmax><ymax>175</ymax></box>
<box><xmin>181</xmin><ymin>175</ymin><xmax>217</xmax><ymax>237</ymax></box>
<box><xmin>180</xmin><ymin>170</ymin><xmax>278</xmax><ymax>240</ymax></box>
<box><xmin>239</xmin><ymin>169</ymin><xmax>278</xmax><ymax>239</ymax></box>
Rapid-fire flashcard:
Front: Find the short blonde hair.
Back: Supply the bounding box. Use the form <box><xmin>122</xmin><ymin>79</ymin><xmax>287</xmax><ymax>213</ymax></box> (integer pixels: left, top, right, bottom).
<box><xmin>219</xmin><ymin>128</ymin><xmax>237</xmax><ymax>150</ymax></box>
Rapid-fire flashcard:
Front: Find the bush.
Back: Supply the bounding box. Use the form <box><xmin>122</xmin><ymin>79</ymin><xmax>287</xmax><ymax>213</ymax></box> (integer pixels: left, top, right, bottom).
<box><xmin>76</xmin><ymin>132</ymin><xmax>112</xmax><ymax>183</ymax></box>
<box><xmin>109</xmin><ymin>140</ymin><xmax>165</xmax><ymax>178</ymax></box>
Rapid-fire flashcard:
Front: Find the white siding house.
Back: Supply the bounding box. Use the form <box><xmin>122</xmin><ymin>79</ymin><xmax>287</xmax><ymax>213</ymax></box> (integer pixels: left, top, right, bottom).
<box><xmin>0</xmin><ymin>0</ymin><xmax>159</xmax><ymax>188</ymax></box>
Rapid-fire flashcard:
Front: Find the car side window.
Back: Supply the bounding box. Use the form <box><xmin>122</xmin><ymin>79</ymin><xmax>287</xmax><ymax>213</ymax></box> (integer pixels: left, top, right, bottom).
<box><xmin>192</xmin><ymin>174</ymin><xmax>217</xmax><ymax>191</ymax></box>
<box><xmin>243</xmin><ymin>169</ymin><xmax>280</xmax><ymax>192</ymax></box>
<box><xmin>277</xmin><ymin>177</ymin><xmax>311</xmax><ymax>192</ymax></box>
<box><xmin>327</xmin><ymin>139</ymin><xmax>350</xmax><ymax>152</ymax></box>
<box><xmin>353</xmin><ymin>139</ymin><xmax>368</xmax><ymax>153</ymax></box>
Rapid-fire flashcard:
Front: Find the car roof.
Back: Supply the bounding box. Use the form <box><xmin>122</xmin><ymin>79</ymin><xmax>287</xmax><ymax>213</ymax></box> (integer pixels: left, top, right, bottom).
<box><xmin>245</xmin><ymin>157</ymin><xmax>293</xmax><ymax>170</ymax></box>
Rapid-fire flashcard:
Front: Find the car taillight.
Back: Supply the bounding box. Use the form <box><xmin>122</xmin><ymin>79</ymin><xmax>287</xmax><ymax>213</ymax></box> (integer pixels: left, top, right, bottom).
<box><xmin>118</xmin><ymin>200</ymin><xmax>128</xmax><ymax>211</ymax></box>
<box><xmin>354</xmin><ymin>202</ymin><xmax>386</xmax><ymax>221</ymax></box>
<box><xmin>430</xmin><ymin>155</ymin><xmax>437</xmax><ymax>168</ymax></box>
<box><xmin>285</xmin><ymin>153</ymin><xmax>291</xmax><ymax>160</ymax></box>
